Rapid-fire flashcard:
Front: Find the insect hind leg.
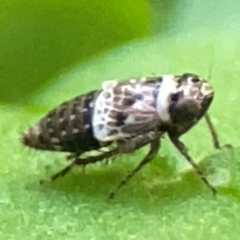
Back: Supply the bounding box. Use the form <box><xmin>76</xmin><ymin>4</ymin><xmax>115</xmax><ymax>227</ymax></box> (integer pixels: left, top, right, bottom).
<box><xmin>50</xmin><ymin>162</ymin><xmax>76</xmax><ymax>181</ymax></box>
<box><xmin>47</xmin><ymin>148</ymin><xmax>120</xmax><ymax>182</ymax></box>
<box><xmin>39</xmin><ymin>153</ymin><xmax>80</xmax><ymax>183</ymax></box>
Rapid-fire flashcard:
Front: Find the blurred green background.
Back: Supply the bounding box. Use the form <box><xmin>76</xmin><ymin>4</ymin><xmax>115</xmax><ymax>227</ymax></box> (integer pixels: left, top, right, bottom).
<box><xmin>1</xmin><ymin>0</ymin><xmax>240</xmax><ymax>239</ymax></box>
<box><xmin>0</xmin><ymin>0</ymin><xmax>150</xmax><ymax>103</ymax></box>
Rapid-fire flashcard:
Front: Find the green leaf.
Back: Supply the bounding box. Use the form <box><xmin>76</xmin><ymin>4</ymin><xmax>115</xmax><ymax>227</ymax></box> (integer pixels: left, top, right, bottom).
<box><xmin>1</xmin><ymin>31</ymin><xmax>240</xmax><ymax>239</ymax></box>
<box><xmin>2</xmin><ymin>0</ymin><xmax>240</xmax><ymax>239</ymax></box>
<box><xmin>0</xmin><ymin>0</ymin><xmax>150</xmax><ymax>103</ymax></box>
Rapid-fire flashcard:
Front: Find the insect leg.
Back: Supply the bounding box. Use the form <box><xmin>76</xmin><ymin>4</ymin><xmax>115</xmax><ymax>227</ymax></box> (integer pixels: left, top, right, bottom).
<box><xmin>46</xmin><ymin>153</ymin><xmax>80</xmax><ymax>182</ymax></box>
<box><xmin>204</xmin><ymin>113</ymin><xmax>221</xmax><ymax>149</ymax></box>
<box><xmin>48</xmin><ymin>131</ymin><xmax>163</xmax><ymax>185</ymax></box>
<box><xmin>50</xmin><ymin>161</ymin><xmax>76</xmax><ymax>181</ymax></box>
<box><xmin>74</xmin><ymin>149</ymin><xmax>119</xmax><ymax>166</ymax></box>
<box><xmin>73</xmin><ymin>131</ymin><xmax>162</xmax><ymax>166</ymax></box>
<box><xmin>39</xmin><ymin>154</ymin><xmax>78</xmax><ymax>184</ymax></box>
<box><xmin>109</xmin><ymin>137</ymin><xmax>160</xmax><ymax>199</ymax></box>
<box><xmin>48</xmin><ymin>148</ymin><xmax>119</xmax><ymax>182</ymax></box>
<box><xmin>204</xmin><ymin>113</ymin><xmax>232</xmax><ymax>150</ymax></box>
<box><xmin>169</xmin><ymin>135</ymin><xmax>217</xmax><ymax>195</ymax></box>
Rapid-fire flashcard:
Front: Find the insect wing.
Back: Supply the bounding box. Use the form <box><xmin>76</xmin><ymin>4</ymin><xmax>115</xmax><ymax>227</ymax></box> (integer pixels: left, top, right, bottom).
<box><xmin>92</xmin><ymin>80</ymin><xmax>159</xmax><ymax>142</ymax></box>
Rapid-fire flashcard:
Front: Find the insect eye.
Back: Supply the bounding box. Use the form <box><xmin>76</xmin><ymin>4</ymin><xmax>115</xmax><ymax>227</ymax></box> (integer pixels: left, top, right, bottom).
<box><xmin>170</xmin><ymin>93</ymin><xmax>179</xmax><ymax>102</ymax></box>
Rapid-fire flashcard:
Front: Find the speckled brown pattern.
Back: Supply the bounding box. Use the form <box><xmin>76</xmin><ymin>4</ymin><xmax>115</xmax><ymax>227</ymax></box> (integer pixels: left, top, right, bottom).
<box><xmin>22</xmin><ymin>90</ymin><xmax>104</xmax><ymax>154</ymax></box>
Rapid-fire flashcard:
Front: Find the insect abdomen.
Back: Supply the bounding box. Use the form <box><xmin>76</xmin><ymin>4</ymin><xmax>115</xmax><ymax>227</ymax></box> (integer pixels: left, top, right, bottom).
<box><xmin>22</xmin><ymin>90</ymin><xmax>103</xmax><ymax>154</ymax></box>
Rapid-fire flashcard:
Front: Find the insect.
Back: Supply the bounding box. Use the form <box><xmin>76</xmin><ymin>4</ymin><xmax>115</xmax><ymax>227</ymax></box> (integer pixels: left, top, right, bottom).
<box><xmin>22</xmin><ymin>73</ymin><xmax>223</xmax><ymax>198</ymax></box>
